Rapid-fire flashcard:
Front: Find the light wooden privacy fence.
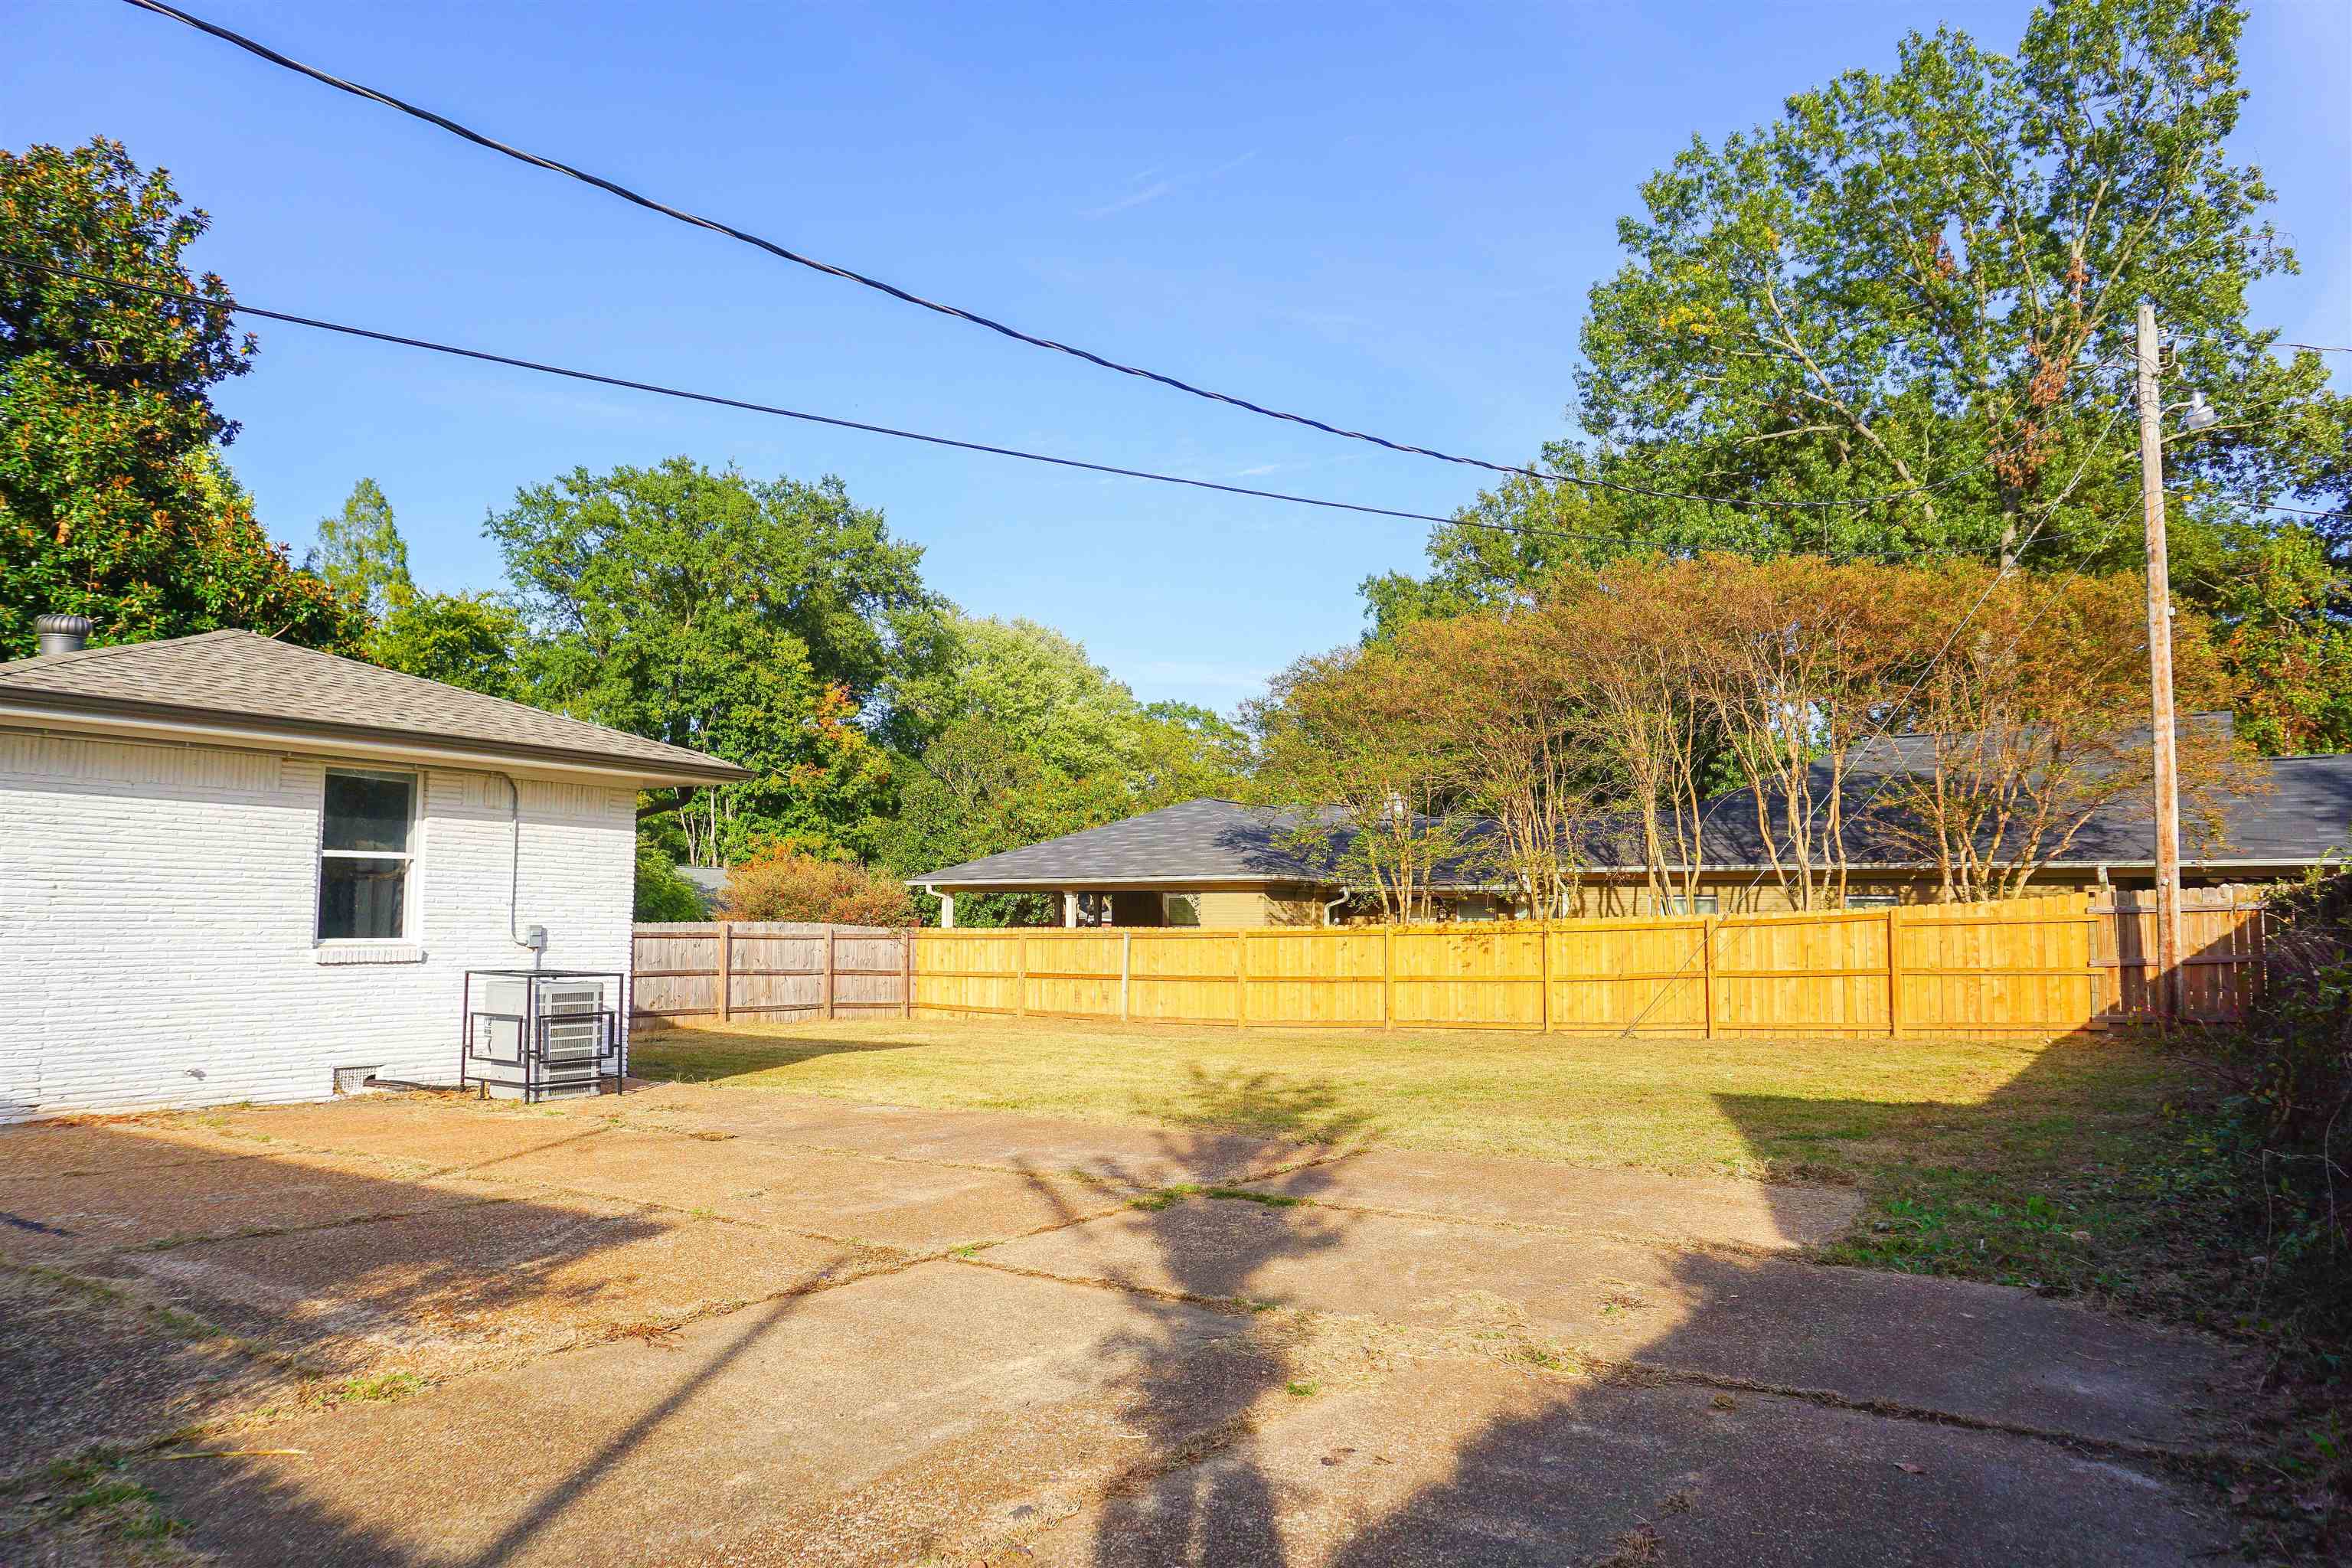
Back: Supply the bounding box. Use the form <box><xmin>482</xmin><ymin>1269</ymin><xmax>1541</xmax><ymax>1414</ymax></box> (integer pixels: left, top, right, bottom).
<box><xmin>630</xmin><ymin>923</ymin><xmax>912</xmax><ymax>1024</ymax></box>
<box><xmin>911</xmin><ymin>893</ymin><xmax>2261</xmax><ymax>1038</ymax></box>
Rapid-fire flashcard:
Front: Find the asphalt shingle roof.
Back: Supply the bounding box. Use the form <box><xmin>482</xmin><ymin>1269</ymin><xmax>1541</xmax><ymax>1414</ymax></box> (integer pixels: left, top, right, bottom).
<box><xmin>915</xmin><ymin>756</ymin><xmax>2352</xmax><ymax>889</ymax></box>
<box><xmin>913</xmin><ymin>799</ymin><xmax>1335</xmax><ymax>885</ymax></box>
<box><xmin>1574</xmin><ymin>753</ymin><xmax>2352</xmax><ymax>870</ymax></box>
<box><xmin>0</xmin><ymin>630</ymin><xmax>747</xmax><ymax>782</ymax></box>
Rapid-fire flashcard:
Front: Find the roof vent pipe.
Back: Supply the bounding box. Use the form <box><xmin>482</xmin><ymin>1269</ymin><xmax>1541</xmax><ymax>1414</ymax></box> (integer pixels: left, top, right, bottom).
<box><xmin>34</xmin><ymin>613</ymin><xmax>92</xmax><ymax>656</ymax></box>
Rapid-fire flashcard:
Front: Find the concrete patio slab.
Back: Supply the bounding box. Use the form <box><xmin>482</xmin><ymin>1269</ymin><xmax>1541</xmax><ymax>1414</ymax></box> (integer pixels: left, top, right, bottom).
<box><xmin>0</xmin><ymin>1152</ymin><xmax>491</xmax><ymax>1263</ymax></box>
<box><xmin>978</xmin><ymin>1195</ymin><xmax>2238</xmax><ymax>1447</ymax></box>
<box><xmin>0</xmin><ymin>1120</ymin><xmax>257</xmax><ymax>1181</ymax></box>
<box><xmin>1024</xmin><ymin>1360</ymin><xmax>2229</xmax><ymax>1568</ymax></box>
<box><xmin>462</xmin><ymin>1123</ymin><xmax>799</xmax><ymax>1207</ymax></box>
<box><xmin>1244</xmin><ymin>1147</ymin><xmax>1861</xmax><ymax>1250</ymax></box>
<box><xmin>706</xmin><ymin>1147</ymin><xmax>1134</xmax><ymax>1251</ymax></box>
<box><xmin>0</xmin><ymin>1263</ymin><xmax>311</xmax><ymax>1476</ymax></box>
<box><xmin>160</xmin><ymin>1099</ymin><xmax>612</xmax><ymax>1174</ymax></box>
<box><xmin>137</xmin><ymin>1262</ymin><xmax>1263</xmax><ymax>1568</ymax></box>
<box><xmin>612</xmin><ymin>1089</ymin><xmax>1302</xmax><ymax>1188</ymax></box>
<box><xmin>127</xmin><ymin>1195</ymin><xmax>902</xmax><ymax>1377</ymax></box>
<box><xmin>805</xmin><ymin>1108</ymin><xmax>1306</xmax><ymax>1188</ymax></box>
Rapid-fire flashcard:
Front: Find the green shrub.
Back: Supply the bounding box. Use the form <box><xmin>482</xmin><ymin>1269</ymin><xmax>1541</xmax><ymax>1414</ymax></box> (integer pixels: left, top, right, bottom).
<box><xmin>633</xmin><ymin>841</ymin><xmax>706</xmax><ymax>922</ymax></box>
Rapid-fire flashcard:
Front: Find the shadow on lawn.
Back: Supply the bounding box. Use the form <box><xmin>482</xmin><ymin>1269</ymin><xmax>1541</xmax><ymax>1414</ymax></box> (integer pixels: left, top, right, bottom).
<box><xmin>626</xmin><ymin>1022</ymin><xmax>932</xmax><ymax>1083</ymax></box>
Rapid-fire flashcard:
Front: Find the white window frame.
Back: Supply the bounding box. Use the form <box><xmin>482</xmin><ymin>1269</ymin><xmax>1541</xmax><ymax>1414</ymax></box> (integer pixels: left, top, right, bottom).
<box><xmin>317</xmin><ymin>767</ymin><xmax>419</xmax><ymax>943</ymax></box>
<box><xmin>1844</xmin><ymin>892</ymin><xmax>1900</xmax><ymax>910</ymax></box>
<box><xmin>1663</xmin><ymin>893</ymin><xmax>1720</xmax><ymax>916</ymax></box>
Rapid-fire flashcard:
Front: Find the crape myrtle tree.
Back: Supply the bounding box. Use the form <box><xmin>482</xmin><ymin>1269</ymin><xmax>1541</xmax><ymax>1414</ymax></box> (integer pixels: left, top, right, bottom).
<box><xmin>1256</xmin><ymin>555</ymin><xmax>2260</xmax><ymax>913</ymax></box>
<box><xmin>0</xmin><ymin>139</ymin><xmax>359</xmax><ymax>657</ymax></box>
<box><xmin>1361</xmin><ymin>0</ymin><xmax>2352</xmax><ymax>750</ymax></box>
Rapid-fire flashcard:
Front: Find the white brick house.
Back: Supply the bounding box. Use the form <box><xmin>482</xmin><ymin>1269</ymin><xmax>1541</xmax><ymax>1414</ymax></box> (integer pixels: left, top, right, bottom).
<box><xmin>0</xmin><ymin>622</ymin><xmax>746</xmax><ymax>1121</ymax></box>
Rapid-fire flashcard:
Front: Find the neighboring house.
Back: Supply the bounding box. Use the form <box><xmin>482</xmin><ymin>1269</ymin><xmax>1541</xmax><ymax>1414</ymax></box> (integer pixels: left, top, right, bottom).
<box><xmin>910</xmin><ymin>737</ymin><xmax>2352</xmax><ymax>926</ymax></box>
<box><xmin>680</xmin><ymin>865</ymin><xmax>729</xmax><ymax>914</ymax></box>
<box><xmin>0</xmin><ymin>619</ymin><xmax>746</xmax><ymax>1121</ymax></box>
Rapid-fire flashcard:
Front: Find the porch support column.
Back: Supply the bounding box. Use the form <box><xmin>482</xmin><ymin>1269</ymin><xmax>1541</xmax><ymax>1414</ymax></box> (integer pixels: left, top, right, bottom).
<box><xmin>1063</xmin><ymin>890</ymin><xmax>1080</xmax><ymax>928</ymax></box>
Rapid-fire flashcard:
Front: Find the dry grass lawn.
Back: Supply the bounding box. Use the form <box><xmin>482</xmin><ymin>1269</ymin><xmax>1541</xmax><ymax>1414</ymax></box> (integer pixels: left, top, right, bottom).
<box><xmin>630</xmin><ymin>1015</ymin><xmax>2190</xmax><ymax>1185</ymax></box>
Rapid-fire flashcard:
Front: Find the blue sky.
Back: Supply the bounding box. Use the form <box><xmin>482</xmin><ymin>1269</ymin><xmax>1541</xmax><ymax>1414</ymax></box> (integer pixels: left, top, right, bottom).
<box><xmin>11</xmin><ymin>1</ymin><xmax>2349</xmax><ymax>712</ymax></box>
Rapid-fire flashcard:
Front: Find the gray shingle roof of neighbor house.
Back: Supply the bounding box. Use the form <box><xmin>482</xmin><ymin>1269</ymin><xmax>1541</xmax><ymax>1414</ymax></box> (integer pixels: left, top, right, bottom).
<box><xmin>1576</xmin><ymin>747</ymin><xmax>2352</xmax><ymax>871</ymax></box>
<box><xmin>911</xmin><ymin>799</ymin><xmax>1345</xmax><ymax>887</ymax></box>
<box><xmin>0</xmin><ymin>629</ymin><xmax>750</xmax><ymax>784</ymax></box>
<box><xmin>913</xmin><ymin>754</ymin><xmax>2352</xmax><ymax>890</ymax></box>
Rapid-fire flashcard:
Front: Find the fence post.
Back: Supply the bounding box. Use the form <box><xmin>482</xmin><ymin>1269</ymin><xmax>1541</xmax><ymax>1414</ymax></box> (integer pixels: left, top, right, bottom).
<box><xmin>900</xmin><ymin>926</ymin><xmax>913</xmax><ymax>1018</ymax></box>
<box><xmin>1539</xmin><ymin>920</ymin><xmax>1553</xmax><ymax>1034</ymax></box>
<box><xmin>1885</xmin><ymin>905</ymin><xmax>1903</xmax><ymax>1038</ymax></box>
<box><xmin>1014</xmin><ymin>932</ymin><xmax>1027</xmax><ymax>1019</ymax></box>
<box><xmin>1119</xmin><ymin>930</ymin><xmax>1132</xmax><ymax>1022</ymax></box>
<box><xmin>1381</xmin><ymin>925</ymin><xmax>1395</xmax><ymax>1031</ymax></box>
<box><xmin>1699</xmin><ymin>917</ymin><xmax>1716</xmax><ymax>1039</ymax></box>
<box><xmin>717</xmin><ymin>920</ymin><xmax>733</xmax><ymax>1024</ymax></box>
<box><xmin>822</xmin><ymin>926</ymin><xmax>836</xmax><ymax>1021</ymax></box>
<box><xmin>1235</xmin><ymin>932</ymin><xmax>1248</xmax><ymax>1028</ymax></box>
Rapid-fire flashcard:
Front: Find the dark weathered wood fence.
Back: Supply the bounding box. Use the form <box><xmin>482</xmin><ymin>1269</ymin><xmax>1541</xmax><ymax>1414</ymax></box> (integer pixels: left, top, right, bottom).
<box><xmin>629</xmin><ymin>923</ymin><xmax>912</xmax><ymax>1024</ymax></box>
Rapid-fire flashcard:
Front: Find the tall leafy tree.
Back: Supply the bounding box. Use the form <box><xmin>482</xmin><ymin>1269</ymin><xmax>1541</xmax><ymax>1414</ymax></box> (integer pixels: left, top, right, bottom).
<box><xmin>893</xmin><ymin>615</ymin><xmax>1146</xmax><ymax>778</ymax></box>
<box><xmin>310</xmin><ymin>478</ymin><xmax>413</xmax><ymax>616</ymax></box>
<box><xmin>306</xmin><ymin>476</ymin><xmax>524</xmax><ymax>697</ymax></box>
<box><xmin>1361</xmin><ymin>0</ymin><xmax>2350</xmax><ymax>747</ymax></box>
<box><xmin>0</xmin><ymin>139</ymin><xmax>359</xmax><ymax>658</ymax></box>
<box><xmin>487</xmin><ymin>457</ymin><xmax>949</xmax><ymax>862</ymax></box>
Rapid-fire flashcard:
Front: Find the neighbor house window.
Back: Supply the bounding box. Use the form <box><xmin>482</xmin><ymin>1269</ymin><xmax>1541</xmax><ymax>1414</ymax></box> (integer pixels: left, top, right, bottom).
<box><xmin>1662</xmin><ymin>893</ymin><xmax>1719</xmax><ymax>916</ymax></box>
<box><xmin>318</xmin><ymin>769</ymin><xmax>415</xmax><ymax>939</ymax></box>
<box><xmin>1163</xmin><ymin>893</ymin><xmax>1202</xmax><ymax>926</ymax></box>
<box><xmin>1844</xmin><ymin>892</ymin><xmax>1900</xmax><ymax>910</ymax></box>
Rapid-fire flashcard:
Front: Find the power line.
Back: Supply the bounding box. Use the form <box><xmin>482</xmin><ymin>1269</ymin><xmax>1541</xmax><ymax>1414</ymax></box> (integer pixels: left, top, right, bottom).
<box><xmin>120</xmin><ymin>0</ymin><xmax>1956</xmax><ymax>515</ymax></box>
<box><xmin>13</xmin><ymin>257</ymin><xmax>1968</xmax><ymax>560</ymax></box>
<box><xmin>21</xmin><ymin>260</ymin><xmax>2342</xmax><ymax>567</ymax></box>
<box><xmin>2283</xmin><ymin>342</ymin><xmax>2352</xmax><ymax>354</ymax></box>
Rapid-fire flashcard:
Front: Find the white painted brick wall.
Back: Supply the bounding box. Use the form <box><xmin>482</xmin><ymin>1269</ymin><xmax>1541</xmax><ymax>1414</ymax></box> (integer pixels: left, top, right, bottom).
<box><xmin>0</xmin><ymin>733</ymin><xmax>638</xmax><ymax>1120</ymax></box>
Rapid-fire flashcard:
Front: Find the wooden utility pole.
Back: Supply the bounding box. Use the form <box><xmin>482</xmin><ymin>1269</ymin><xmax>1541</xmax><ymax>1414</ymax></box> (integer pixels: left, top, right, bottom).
<box><xmin>2135</xmin><ymin>302</ymin><xmax>2186</xmax><ymax>1024</ymax></box>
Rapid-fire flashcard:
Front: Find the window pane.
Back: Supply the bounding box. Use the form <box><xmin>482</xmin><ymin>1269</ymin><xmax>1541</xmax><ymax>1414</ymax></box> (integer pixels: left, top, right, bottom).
<box><xmin>324</xmin><ymin>772</ymin><xmax>413</xmax><ymax>853</ymax></box>
<box><xmin>1165</xmin><ymin>893</ymin><xmax>1201</xmax><ymax>927</ymax></box>
<box><xmin>319</xmin><ymin>857</ymin><xmax>407</xmax><ymax>939</ymax></box>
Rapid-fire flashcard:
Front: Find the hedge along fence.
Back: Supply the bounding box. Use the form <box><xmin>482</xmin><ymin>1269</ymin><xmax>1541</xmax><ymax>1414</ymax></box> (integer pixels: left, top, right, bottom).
<box><xmin>913</xmin><ymin>896</ymin><xmax>2135</xmax><ymax>1038</ymax></box>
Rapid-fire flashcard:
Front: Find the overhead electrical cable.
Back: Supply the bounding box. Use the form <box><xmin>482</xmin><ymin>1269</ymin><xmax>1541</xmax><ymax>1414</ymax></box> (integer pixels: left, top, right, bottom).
<box><xmin>122</xmin><ymin>0</ymin><xmax>1965</xmax><ymax>514</ymax></box>
<box><xmin>0</xmin><ymin>259</ymin><xmax>1961</xmax><ymax>557</ymax></box>
<box><xmin>17</xmin><ymin>263</ymin><xmax>2344</xmax><ymax>560</ymax></box>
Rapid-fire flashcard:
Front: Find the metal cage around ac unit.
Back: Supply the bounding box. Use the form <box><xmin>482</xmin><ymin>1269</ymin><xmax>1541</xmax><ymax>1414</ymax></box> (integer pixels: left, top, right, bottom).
<box><xmin>459</xmin><ymin>969</ymin><xmax>629</xmax><ymax>1102</ymax></box>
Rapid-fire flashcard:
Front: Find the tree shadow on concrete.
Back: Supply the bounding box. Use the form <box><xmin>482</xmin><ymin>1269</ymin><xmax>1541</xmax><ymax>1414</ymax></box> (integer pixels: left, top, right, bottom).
<box><xmin>1043</xmin><ymin>1034</ymin><xmax>2239</xmax><ymax>1566</ymax></box>
<box><xmin>988</xmin><ymin>1068</ymin><xmax>1380</xmax><ymax>1567</ymax></box>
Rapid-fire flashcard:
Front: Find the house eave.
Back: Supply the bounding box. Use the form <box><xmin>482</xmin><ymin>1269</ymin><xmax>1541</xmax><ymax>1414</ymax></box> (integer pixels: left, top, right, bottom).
<box><xmin>0</xmin><ymin>700</ymin><xmax>749</xmax><ymax>788</ymax></box>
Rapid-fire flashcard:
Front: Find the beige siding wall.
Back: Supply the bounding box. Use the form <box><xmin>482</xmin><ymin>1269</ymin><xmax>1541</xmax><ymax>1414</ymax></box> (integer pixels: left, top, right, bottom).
<box><xmin>1197</xmin><ymin>890</ymin><xmax>1324</xmax><ymax>927</ymax></box>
